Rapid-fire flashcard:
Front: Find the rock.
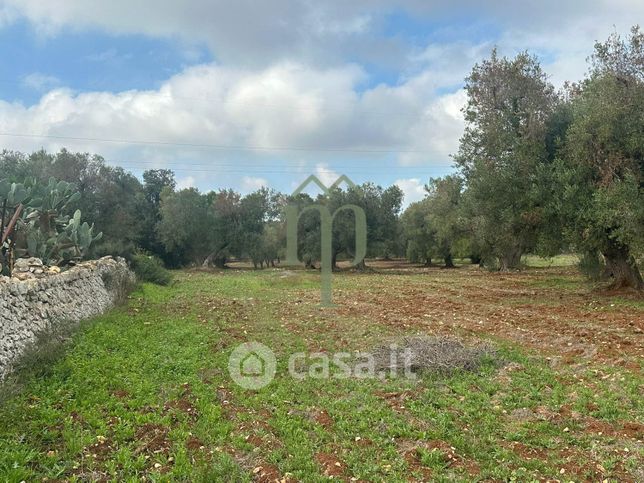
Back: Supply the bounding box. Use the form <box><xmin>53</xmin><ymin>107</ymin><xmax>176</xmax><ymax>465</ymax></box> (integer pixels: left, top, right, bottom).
<box><xmin>14</xmin><ymin>257</ymin><xmax>44</xmax><ymax>273</ymax></box>
<box><xmin>48</xmin><ymin>266</ymin><xmax>61</xmax><ymax>274</ymax></box>
<box><xmin>13</xmin><ymin>272</ymin><xmax>36</xmax><ymax>281</ymax></box>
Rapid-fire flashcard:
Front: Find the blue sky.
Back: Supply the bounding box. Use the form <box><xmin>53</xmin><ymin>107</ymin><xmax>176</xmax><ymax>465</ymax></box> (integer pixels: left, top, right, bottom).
<box><xmin>0</xmin><ymin>1</ymin><xmax>640</xmax><ymax>205</ymax></box>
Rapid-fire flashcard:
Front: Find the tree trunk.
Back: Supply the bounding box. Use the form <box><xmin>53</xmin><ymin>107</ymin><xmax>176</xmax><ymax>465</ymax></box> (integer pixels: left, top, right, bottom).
<box><xmin>332</xmin><ymin>252</ymin><xmax>339</xmax><ymax>271</ymax></box>
<box><xmin>498</xmin><ymin>249</ymin><xmax>522</xmax><ymax>271</ymax></box>
<box><xmin>423</xmin><ymin>258</ymin><xmax>433</xmax><ymax>267</ymax></box>
<box><xmin>602</xmin><ymin>242</ymin><xmax>643</xmax><ymax>290</ymax></box>
<box><xmin>444</xmin><ymin>253</ymin><xmax>455</xmax><ymax>268</ymax></box>
<box><xmin>202</xmin><ymin>252</ymin><xmax>216</xmax><ymax>267</ymax></box>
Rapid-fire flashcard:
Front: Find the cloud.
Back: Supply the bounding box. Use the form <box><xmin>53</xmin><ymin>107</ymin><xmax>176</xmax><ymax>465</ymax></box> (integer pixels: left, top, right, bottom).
<box><xmin>395</xmin><ymin>178</ymin><xmax>426</xmax><ymax>207</ymax></box>
<box><xmin>85</xmin><ymin>48</ymin><xmax>132</xmax><ymax>63</ymax></box>
<box><xmin>0</xmin><ymin>60</ymin><xmax>460</xmax><ymax>171</ymax></box>
<box><xmin>22</xmin><ymin>73</ymin><xmax>60</xmax><ymax>91</ymax></box>
<box><xmin>4</xmin><ymin>0</ymin><xmax>643</xmax><ymax>73</ymax></box>
<box><xmin>315</xmin><ymin>163</ymin><xmax>341</xmax><ymax>187</ymax></box>
<box><xmin>0</xmin><ymin>0</ymin><xmax>392</xmax><ymax>66</ymax></box>
<box><xmin>241</xmin><ymin>176</ymin><xmax>268</xmax><ymax>192</ymax></box>
<box><xmin>176</xmin><ymin>175</ymin><xmax>196</xmax><ymax>190</ymax></box>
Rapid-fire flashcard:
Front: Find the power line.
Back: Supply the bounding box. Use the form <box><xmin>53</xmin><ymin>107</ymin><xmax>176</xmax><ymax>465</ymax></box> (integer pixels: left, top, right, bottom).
<box><xmin>104</xmin><ymin>159</ymin><xmax>455</xmax><ymax>169</ymax></box>
<box><xmin>0</xmin><ymin>132</ymin><xmax>452</xmax><ymax>156</ymax></box>
<box><xmin>112</xmin><ymin>164</ymin><xmax>455</xmax><ymax>175</ymax></box>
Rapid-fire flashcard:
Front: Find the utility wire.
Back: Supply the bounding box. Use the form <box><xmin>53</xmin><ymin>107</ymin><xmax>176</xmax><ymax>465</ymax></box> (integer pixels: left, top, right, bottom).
<box><xmin>0</xmin><ymin>132</ymin><xmax>452</xmax><ymax>156</ymax></box>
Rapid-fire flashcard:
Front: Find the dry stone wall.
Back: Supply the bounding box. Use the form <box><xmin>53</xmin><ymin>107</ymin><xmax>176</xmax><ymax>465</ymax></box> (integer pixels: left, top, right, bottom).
<box><xmin>0</xmin><ymin>256</ymin><xmax>134</xmax><ymax>379</ymax></box>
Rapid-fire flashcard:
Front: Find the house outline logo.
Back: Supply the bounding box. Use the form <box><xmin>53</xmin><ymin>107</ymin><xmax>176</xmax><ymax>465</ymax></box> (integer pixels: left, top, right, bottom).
<box><xmin>240</xmin><ymin>351</ymin><xmax>265</xmax><ymax>377</ymax></box>
<box><xmin>228</xmin><ymin>342</ymin><xmax>276</xmax><ymax>389</ymax></box>
<box><xmin>285</xmin><ymin>174</ymin><xmax>367</xmax><ymax>307</ymax></box>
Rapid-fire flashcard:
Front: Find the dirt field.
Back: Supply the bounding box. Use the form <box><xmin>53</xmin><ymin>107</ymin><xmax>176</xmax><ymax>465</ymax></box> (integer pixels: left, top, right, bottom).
<box><xmin>0</xmin><ymin>260</ymin><xmax>642</xmax><ymax>481</ymax></box>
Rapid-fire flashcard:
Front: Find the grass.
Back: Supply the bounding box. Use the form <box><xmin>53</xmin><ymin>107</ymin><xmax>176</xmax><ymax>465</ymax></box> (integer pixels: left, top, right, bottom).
<box><xmin>522</xmin><ymin>254</ymin><xmax>579</xmax><ymax>268</ymax></box>
<box><xmin>0</xmin><ymin>266</ymin><xmax>642</xmax><ymax>481</ymax></box>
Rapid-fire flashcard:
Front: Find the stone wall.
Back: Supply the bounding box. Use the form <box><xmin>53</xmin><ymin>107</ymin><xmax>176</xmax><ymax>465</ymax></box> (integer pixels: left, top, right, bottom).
<box><xmin>0</xmin><ymin>257</ymin><xmax>134</xmax><ymax>379</ymax></box>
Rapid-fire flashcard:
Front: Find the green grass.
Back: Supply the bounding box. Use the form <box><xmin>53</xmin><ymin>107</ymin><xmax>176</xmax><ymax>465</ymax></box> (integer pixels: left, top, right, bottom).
<box><xmin>0</xmin><ymin>269</ymin><xmax>642</xmax><ymax>481</ymax></box>
<box><xmin>522</xmin><ymin>254</ymin><xmax>579</xmax><ymax>268</ymax></box>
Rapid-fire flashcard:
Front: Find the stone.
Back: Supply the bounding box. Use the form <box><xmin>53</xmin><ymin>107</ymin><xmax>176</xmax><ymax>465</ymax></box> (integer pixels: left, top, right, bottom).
<box><xmin>0</xmin><ymin>257</ymin><xmax>135</xmax><ymax>380</ymax></box>
<box><xmin>14</xmin><ymin>257</ymin><xmax>43</xmax><ymax>272</ymax></box>
<box><xmin>13</xmin><ymin>272</ymin><xmax>35</xmax><ymax>281</ymax></box>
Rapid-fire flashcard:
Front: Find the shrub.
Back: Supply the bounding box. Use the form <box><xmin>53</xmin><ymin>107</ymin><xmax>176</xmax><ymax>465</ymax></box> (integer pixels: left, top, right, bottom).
<box><xmin>131</xmin><ymin>253</ymin><xmax>172</xmax><ymax>285</ymax></box>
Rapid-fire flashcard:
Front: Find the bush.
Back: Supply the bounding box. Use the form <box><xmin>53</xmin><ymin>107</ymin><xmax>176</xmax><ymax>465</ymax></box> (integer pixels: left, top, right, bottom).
<box><xmin>131</xmin><ymin>253</ymin><xmax>172</xmax><ymax>285</ymax></box>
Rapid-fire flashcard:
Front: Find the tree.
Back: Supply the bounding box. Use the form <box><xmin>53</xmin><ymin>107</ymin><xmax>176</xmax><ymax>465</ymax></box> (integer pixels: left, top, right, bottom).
<box><xmin>140</xmin><ymin>169</ymin><xmax>176</xmax><ymax>257</ymax></box>
<box><xmin>327</xmin><ymin>183</ymin><xmax>403</xmax><ymax>269</ymax></box>
<box><xmin>0</xmin><ymin>149</ymin><xmax>152</xmax><ymax>260</ymax></box>
<box><xmin>455</xmin><ymin>50</ymin><xmax>559</xmax><ymax>270</ymax></box>
<box><xmin>425</xmin><ymin>175</ymin><xmax>468</xmax><ymax>268</ymax></box>
<box><xmin>554</xmin><ymin>26</ymin><xmax>644</xmax><ymax>289</ymax></box>
<box><xmin>143</xmin><ymin>169</ymin><xmax>176</xmax><ymax>207</ymax></box>
<box><xmin>401</xmin><ymin>199</ymin><xmax>435</xmax><ymax>266</ymax></box>
<box><xmin>285</xmin><ymin>192</ymin><xmax>321</xmax><ymax>269</ymax></box>
<box><xmin>157</xmin><ymin>188</ymin><xmax>212</xmax><ymax>266</ymax></box>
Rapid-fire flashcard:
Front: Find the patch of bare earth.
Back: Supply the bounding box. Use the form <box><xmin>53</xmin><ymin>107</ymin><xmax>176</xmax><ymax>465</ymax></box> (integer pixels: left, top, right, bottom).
<box><xmin>315</xmin><ymin>452</ymin><xmax>348</xmax><ymax>479</ymax></box>
<box><xmin>340</xmin><ymin>266</ymin><xmax>640</xmax><ymax>365</ymax></box>
<box><xmin>397</xmin><ymin>438</ymin><xmax>480</xmax><ymax>479</ymax></box>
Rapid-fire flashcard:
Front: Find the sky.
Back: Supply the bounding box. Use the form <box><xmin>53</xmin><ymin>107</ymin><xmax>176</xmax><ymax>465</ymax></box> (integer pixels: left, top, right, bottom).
<box><xmin>0</xmin><ymin>1</ymin><xmax>641</xmax><ymax>205</ymax></box>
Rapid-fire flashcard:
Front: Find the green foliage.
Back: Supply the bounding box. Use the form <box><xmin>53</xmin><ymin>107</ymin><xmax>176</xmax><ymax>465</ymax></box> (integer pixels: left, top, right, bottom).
<box><xmin>456</xmin><ymin>50</ymin><xmax>559</xmax><ymax>270</ymax></box>
<box><xmin>1</xmin><ymin>176</ymin><xmax>101</xmax><ymax>270</ymax></box>
<box><xmin>400</xmin><ymin>176</ymin><xmax>469</xmax><ymax>267</ymax></box>
<box><xmin>131</xmin><ymin>252</ymin><xmax>173</xmax><ymax>285</ymax></box>
<box><xmin>401</xmin><ymin>198</ymin><xmax>434</xmax><ymax>265</ymax></box>
<box><xmin>550</xmin><ymin>26</ymin><xmax>644</xmax><ymax>288</ymax></box>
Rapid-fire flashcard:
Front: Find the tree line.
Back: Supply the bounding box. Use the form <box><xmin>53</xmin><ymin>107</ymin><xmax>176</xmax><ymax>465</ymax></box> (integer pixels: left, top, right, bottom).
<box><xmin>404</xmin><ymin>27</ymin><xmax>643</xmax><ymax>289</ymax></box>
<box><xmin>1</xmin><ymin>27</ymin><xmax>642</xmax><ymax>289</ymax></box>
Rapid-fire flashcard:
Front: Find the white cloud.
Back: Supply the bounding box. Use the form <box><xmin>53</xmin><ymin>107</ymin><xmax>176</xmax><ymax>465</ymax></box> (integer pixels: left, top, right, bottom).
<box><xmin>315</xmin><ymin>163</ymin><xmax>341</xmax><ymax>187</ymax></box>
<box><xmin>176</xmin><ymin>175</ymin><xmax>196</xmax><ymax>190</ymax></box>
<box><xmin>395</xmin><ymin>178</ymin><xmax>426</xmax><ymax>207</ymax></box>
<box><xmin>0</xmin><ymin>60</ymin><xmax>460</xmax><ymax>172</ymax></box>
<box><xmin>22</xmin><ymin>73</ymin><xmax>60</xmax><ymax>91</ymax></box>
<box><xmin>241</xmin><ymin>176</ymin><xmax>268</xmax><ymax>192</ymax></box>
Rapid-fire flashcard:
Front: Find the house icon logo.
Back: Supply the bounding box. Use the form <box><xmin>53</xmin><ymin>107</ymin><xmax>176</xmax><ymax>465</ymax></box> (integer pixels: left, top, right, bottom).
<box><xmin>228</xmin><ymin>342</ymin><xmax>276</xmax><ymax>389</ymax></box>
<box><xmin>240</xmin><ymin>351</ymin><xmax>265</xmax><ymax>377</ymax></box>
